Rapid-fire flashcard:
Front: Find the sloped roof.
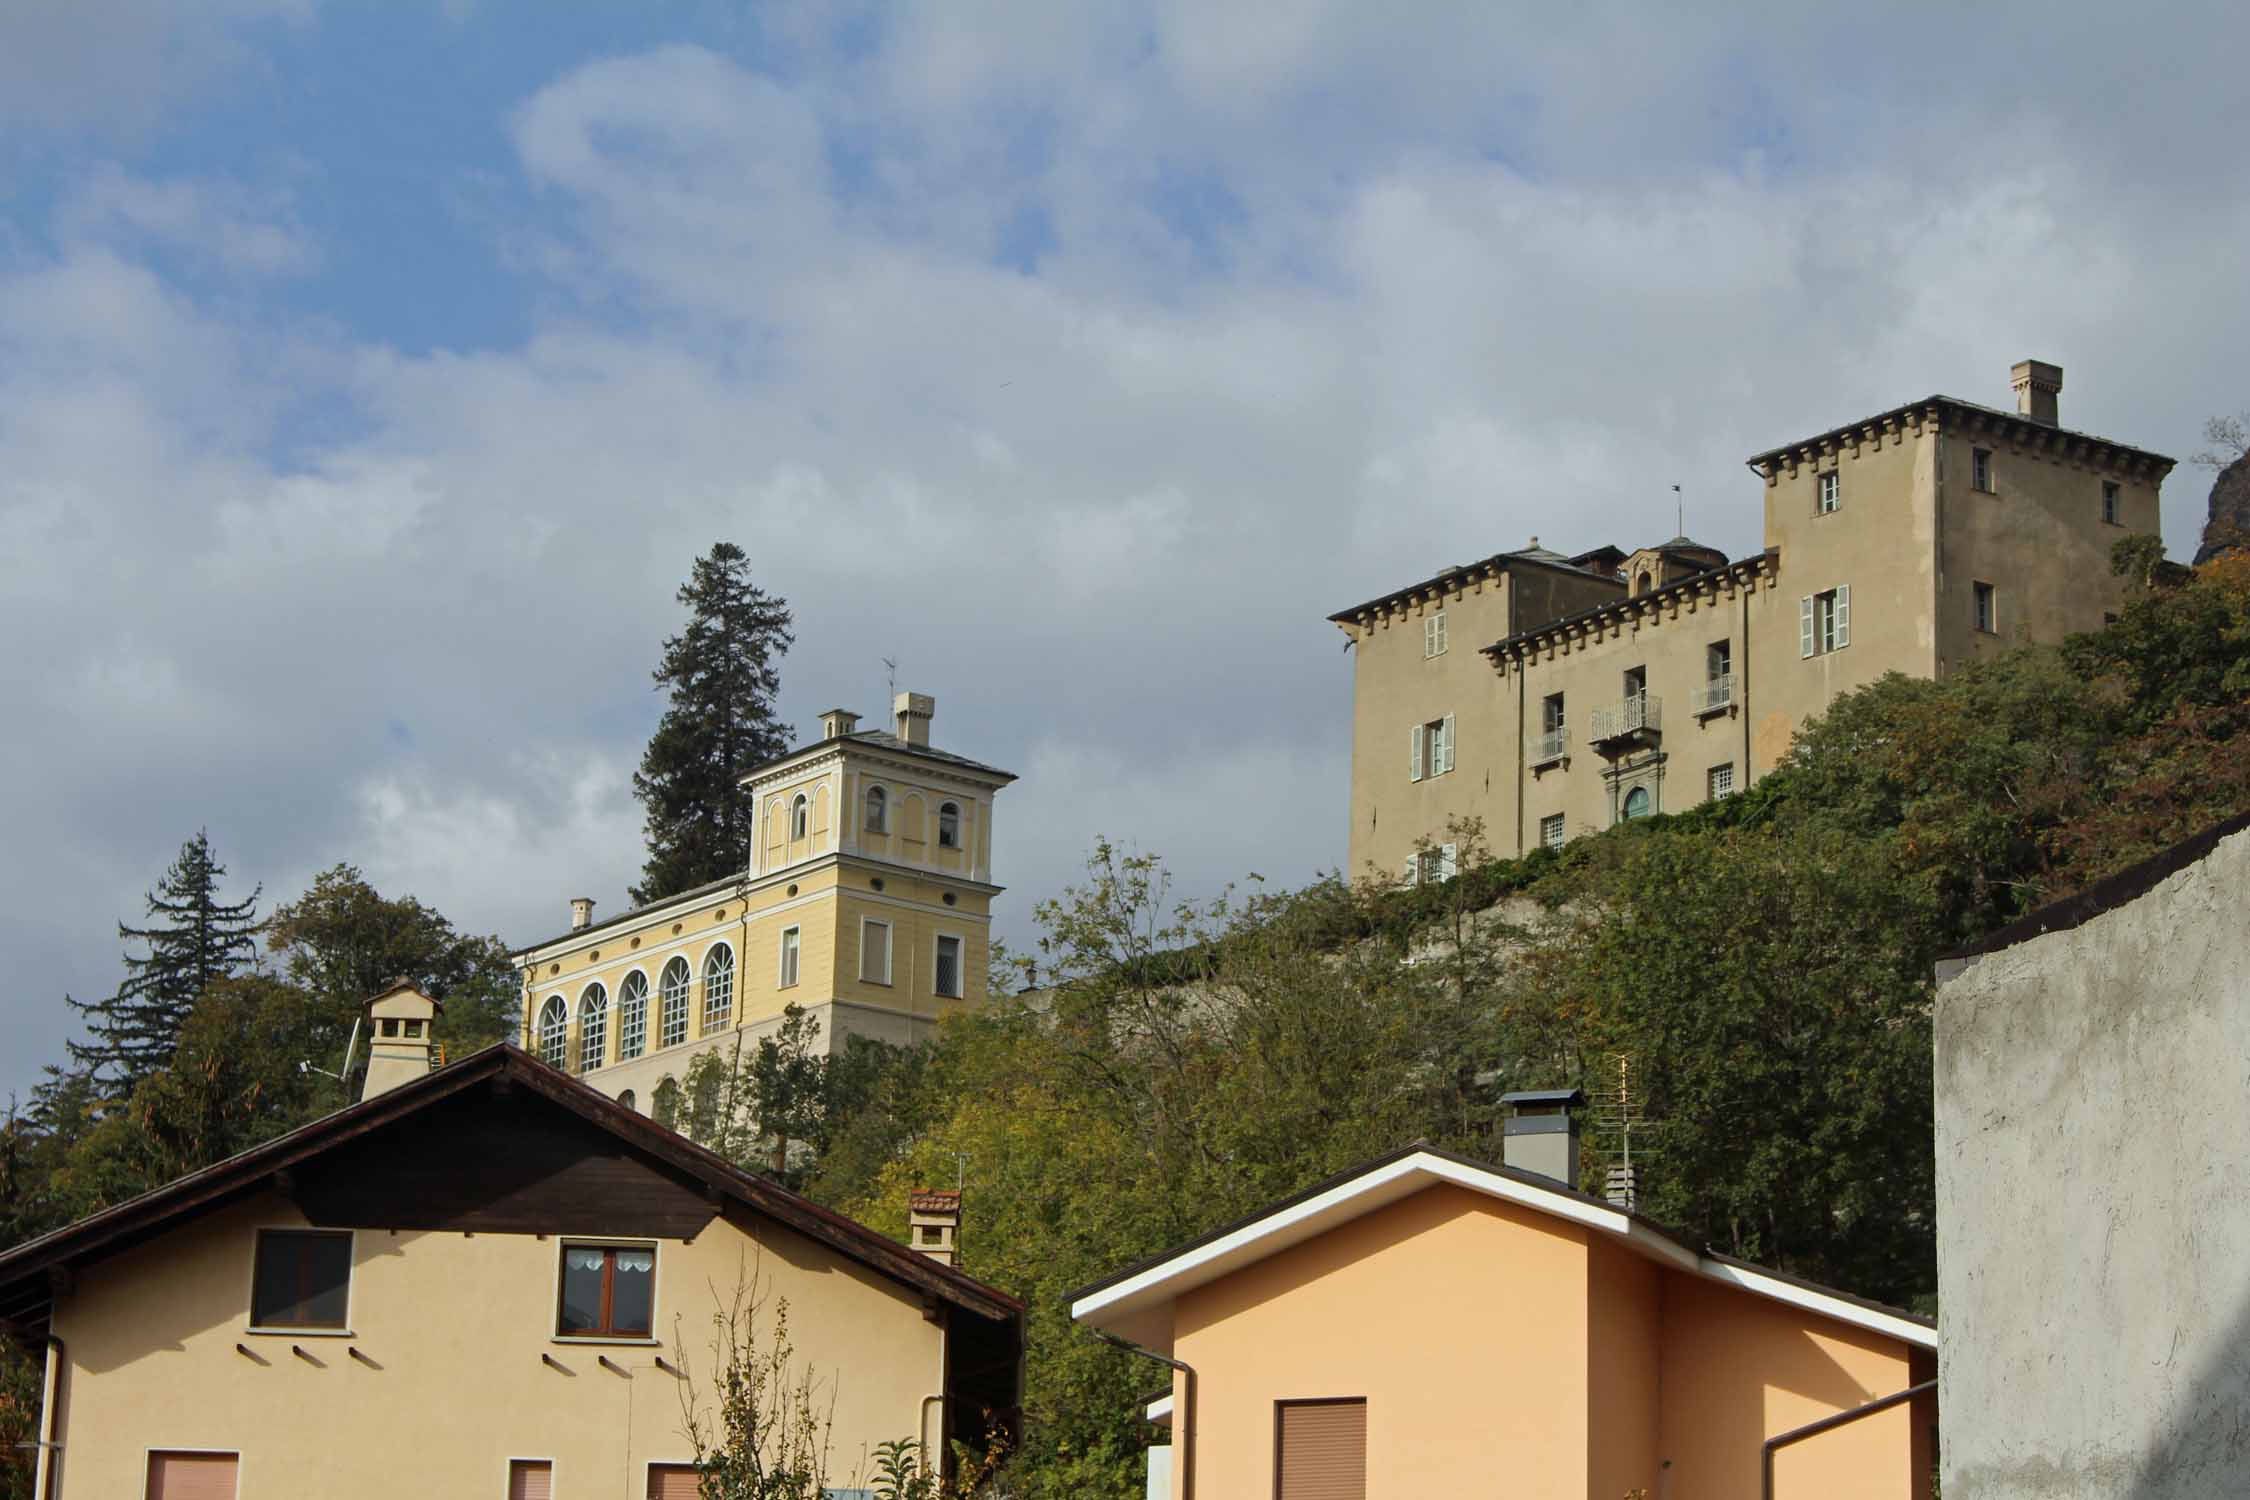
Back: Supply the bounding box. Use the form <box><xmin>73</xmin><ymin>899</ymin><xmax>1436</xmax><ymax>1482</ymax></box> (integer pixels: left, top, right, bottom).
<box><xmin>1745</xmin><ymin>394</ymin><xmax>2174</xmax><ymax>475</ymax></box>
<box><xmin>1326</xmin><ymin>545</ymin><xmax>1620</xmax><ymax>625</ymax></box>
<box><xmin>1067</xmin><ymin>1142</ymin><xmax>1933</xmax><ymax>1352</ymax></box>
<box><xmin>0</xmin><ymin>1044</ymin><xmax>1023</xmax><ymax>1334</ymax></box>
<box><xmin>745</xmin><ymin>728</ymin><xmax>1017</xmax><ymax>786</ymax></box>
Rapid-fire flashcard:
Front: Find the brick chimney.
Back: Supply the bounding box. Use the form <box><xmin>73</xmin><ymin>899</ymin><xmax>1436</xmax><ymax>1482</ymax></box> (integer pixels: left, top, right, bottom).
<box><xmin>1500</xmin><ymin>1089</ymin><xmax>1585</xmax><ymax>1191</ymax></box>
<box><xmin>2011</xmin><ymin>359</ymin><xmax>2062</xmax><ymax>426</ymax></box>
<box><xmin>894</xmin><ymin>692</ymin><xmax>935</xmax><ymax>748</ymax></box>
<box><xmin>908</xmin><ymin>1189</ymin><xmax>961</xmax><ymax>1267</ymax></box>
<box><xmin>361</xmin><ymin>981</ymin><xmax>443</xmax><ymax>1100</ymax></box>
<box><xmin>569</xmin><ymin>897</ymin><xmax>595</xmax><ymax>931</ymax></box>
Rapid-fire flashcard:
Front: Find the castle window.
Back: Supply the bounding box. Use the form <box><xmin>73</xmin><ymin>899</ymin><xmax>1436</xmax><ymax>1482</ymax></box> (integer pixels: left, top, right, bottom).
<box><xmin>789</xmin><ymin>793</ymin><xmax>809</xmax><ymax>841</ymax></box>
<box><xmin>861</xmin><ymin>919</ymin><xmax>893</xmax><ymax>985</ymax></box>
<box><xmin>577</xmin><ymin>984</ymin><xmax>607</xmax><ymax>1073</ymax></box>
<box><xmin>537</xmin><ymin>995</ymin><xmax>568</xmax><ymax>1069</ymax></box>
<box><xmin>1709</xmin><ymin>762</ymin><xmax>1736</xmax><ymax>799</ymax></box>
<box><xmin>779</xmin><ymin>927</ymin><xmax>801</xmax><ymax>989</ymax></box>
<box><xmin>2102</xmin><ymin>480</ymin><xmax>2121</xmax><ymax>525</ymax></box>
<box><xmin>557</xmin><ymin>1243</ymin><xmax>655</xmax><ymax>1339</ymax></box>
<box><xmin>1972</xmin><ymin>448</ymin><xmax>1995</xmax><ymax>493</ymax></box>
<box><xmin>1539</xmin><ymin>814</ymin><xmax>1566</xmax><ymax>850</ymax></box>
<box><xmin>1800</xmin><ymin>586</ymin><xmax>1850</xmax><ymax>657</ymax></box>
<box><xmin>1817</xmin><ymin>470</ymin><xmax>1840</xmax><ymax>514</ymax></box>
<box><xmin>1423</xmin><ymin>610</ymin><xmax>1447</xmax><ymax>658</ymax></box>
<box><xmin>658</xmin><ymin>958</ymin><xmax>691</xmax><ymax>1048</ymax></box>
<box><xmin>617</xmin><ymin>1088</ymin><xmax>636</xmax><ymax>1113</ymax></box>
<box><xmin>865</xmin><ymin>784</ymin><xmax>888</xmax><ymax>834</ymax></box>
<box><xmin>934</xmin><ymin>935</ymin><xmax>963</xmax><ymax>998</ymax></box>
<box><xmin>702</xmin><ymin>944</ymin><xmax>735</xmax><ymax>1032</ymax></box>
<box><xmin>938</xmin><ymin>802</ymin><xmax>961</xmax><ymax>848</ymax></box>
<box><xmin>617</xmin><ymin>971</ymin><xmax>648</xmax><ymax>1060</ymax></box>
<box><xmin>251</xmin><ymin>1229</ymin><xmax>353</xmax><ymax>1331</ymax></box>
<box><xmin>1633</xmin><ymin>570</ymin><xmax>1652</xmax><ymax>596</ymax></box>
<box><xmin>1621</xmin><ymin>785</ymin><xmax>1653</xmax><ymax>821</ymax></box>
<box><xmin>1974</xmin><ymin>581</ymin><xmax>1998</xmax><ymax>635</ymax></box>
<box><xmin>1409</xmin><ymin>716</ymin><xmax>1455</xmax><ymax>781</ymax></box>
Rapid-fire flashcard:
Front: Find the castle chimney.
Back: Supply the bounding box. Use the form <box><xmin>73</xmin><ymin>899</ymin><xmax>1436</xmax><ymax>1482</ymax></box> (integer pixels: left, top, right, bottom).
<box><xmin>361</xmin><ymin>982</ymin><xmax>443</xmax><ymax>1100</ymax></box>
<box><xmin>819</xmin><ymin>707</ymin><xmax>861</xmax><ymax>740</ymax></box>
<box><xmin>569</xmin><ymin>897</ymin><xmax>595</xmax><ymax>931</ymax></box>
<box><xmin>894</xmin><ymin>692</ymin><xmax>935</xmax><ymax>748</ymax></box>
<box><xmin>2011</xmin><ymin>360</ymin><xmax>2062</xmax><ymax>426</ymax></box>
<box><xmin>1500</xmin><ymin>1089</ymin><xmax>1585</xmax><ymax>1190</ymax></box>
<box><xmin>907</xmin><ymin>1189</ymin><xmax>961</xmax><ymax>1267</ymax></box>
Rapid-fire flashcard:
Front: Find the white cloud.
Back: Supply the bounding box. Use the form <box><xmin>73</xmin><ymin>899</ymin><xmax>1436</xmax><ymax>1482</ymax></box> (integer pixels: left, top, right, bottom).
<box><xmin>61</xmin><ymin>167</ymin><xmax>318</xmax><ymax>276</ymax></box>
<box><xmin>0</xmin><ymin>0</ymin><xmax>311</xmax><ymax>131</ymax></box>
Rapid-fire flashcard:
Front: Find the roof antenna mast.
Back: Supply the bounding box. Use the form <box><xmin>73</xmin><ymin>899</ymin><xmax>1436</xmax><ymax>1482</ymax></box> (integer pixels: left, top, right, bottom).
<box><xmin>1673</xmin><ymin>483</ymin><xmax>1683</xmax><ymax>538</ymax></box>
<box><xmin>882</xmin><ymin>655</ymin><xmax>898</xmax><ymax>706</ymax></box>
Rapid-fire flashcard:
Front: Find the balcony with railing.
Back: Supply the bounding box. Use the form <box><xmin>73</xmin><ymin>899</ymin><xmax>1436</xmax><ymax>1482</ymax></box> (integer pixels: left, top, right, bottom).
<box><xmin>1528</xmin><ymin>726</ymin><xmax>1569</xmax><ymax>769</ymax></box>
<box><xmin>1691</xmin><ymin>674</ymin><xmax>1735</xmax><ymax>716</ymax></box>
<box><xmin>1590</xmin><ymin>693</ymin><xmax>1661</xmax><ymax>747</ymax></box>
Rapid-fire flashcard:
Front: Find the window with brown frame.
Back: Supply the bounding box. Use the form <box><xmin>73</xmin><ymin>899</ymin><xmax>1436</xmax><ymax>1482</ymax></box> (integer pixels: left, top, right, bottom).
<box><xmin>250</xmin><ymin>1228</ymin><xmax>352</xmax><ymax>1330</ymax></box>
<box><xmin>1275</xmin><ymin>1398</ymin><xmax>1367</xmax><ymax>1500</ymax></box>
<box><xmin>557</xmin><ymin>1243</ymin><xmax>656</xmax><ymax>1338</ymax></box>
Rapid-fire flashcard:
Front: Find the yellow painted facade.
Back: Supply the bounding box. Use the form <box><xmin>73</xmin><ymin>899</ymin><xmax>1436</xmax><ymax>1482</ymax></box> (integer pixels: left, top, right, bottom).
<box><xmin>516</xmin><ymin>698</ymin><xmax>1012</xmax><ymax>1114</ymax></box>
<box><xmin>1335</xmin><ymin>362</ymin><xmax>2175</xmax><ymax>875</ymax></box>
<box><xmin>43</xmin><ymin>1189</ymin><xmax>951</xmax><ymax>1497</ymax></box>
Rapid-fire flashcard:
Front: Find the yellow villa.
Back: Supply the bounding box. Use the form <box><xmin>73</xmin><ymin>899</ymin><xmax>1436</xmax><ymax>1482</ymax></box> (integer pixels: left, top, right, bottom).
<box><xmin>1332</xmin><ymin>359</ymin><xmax>2176</xmax><ymax>877</ymax></box>
<box><xmin>515</xmin><ymin>692</ymin><xmax>1015</xmax><ymax>1118</ymax></box>
<box><xmin>0</xmin><ymin>987</ymin><xmax>1023</xmax><ymax>1500</ymax></box>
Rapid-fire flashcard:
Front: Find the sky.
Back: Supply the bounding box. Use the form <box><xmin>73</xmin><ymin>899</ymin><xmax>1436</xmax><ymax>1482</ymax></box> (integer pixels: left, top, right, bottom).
<box><xmin>2</xmin><ymin>1</ymin><xmax>2245</xmax><ymax>1101</ymax></box>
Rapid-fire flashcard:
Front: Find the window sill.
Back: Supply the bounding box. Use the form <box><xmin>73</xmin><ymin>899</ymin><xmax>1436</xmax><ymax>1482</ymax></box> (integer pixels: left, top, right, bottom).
<box><xmin>860</xmin><ymin>978</ymin><xmax>893</xmax><ymax>988</ymax></box>
<box><xmin>245</xmin><ymin>1327</ymin><xmax>354</xmax><ymax>1339</ymax></box>
<box><xmin>552</xmin><ymin>1335</ymin><xmax>662</xmax><ymax>1347</ymax></box>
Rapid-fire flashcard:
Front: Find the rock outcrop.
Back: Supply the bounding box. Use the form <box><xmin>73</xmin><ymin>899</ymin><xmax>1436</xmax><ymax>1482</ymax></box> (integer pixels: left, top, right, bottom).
<box><xmin>2195</xmin><ymin>452</ymin><xmax>2250</xmax><ymax>564</ymax></box>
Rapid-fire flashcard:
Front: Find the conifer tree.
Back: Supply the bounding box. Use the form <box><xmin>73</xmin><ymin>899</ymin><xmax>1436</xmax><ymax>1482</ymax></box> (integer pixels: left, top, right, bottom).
<box><xmin>632</xmin><ymin>543</ymin><xmax>794</xmax><ymax>904</ymax></box>
<box><xmin>64</xmin><ymin>831</ymin><xmax>260</xmax><ymax>1089</ymax></box>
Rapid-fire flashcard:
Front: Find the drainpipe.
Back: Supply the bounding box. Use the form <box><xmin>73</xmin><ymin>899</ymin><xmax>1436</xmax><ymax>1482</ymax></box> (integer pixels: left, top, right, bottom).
<box><xmin>1089</xmin><ymin>1331</ymin><xmax>1196</xmax><ymax>1500</ymax></box>
<box><xmin>33</xmin><ymin>1334</ymin><xmax>63</xmax><ymax>1500</ymax></box>
<box><xmin>1739</xmin><ymin>568</ymin><xmax>1752</xmax><ymax>782</ymax></box>
<box><xmin>1760</xmin><ymin>1378</ymin><xmax>1934</xmax><ymax>1500</ymax></box>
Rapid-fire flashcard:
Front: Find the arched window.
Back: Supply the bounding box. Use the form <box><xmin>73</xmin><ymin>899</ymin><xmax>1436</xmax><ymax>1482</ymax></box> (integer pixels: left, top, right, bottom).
<box><xmin>938</xmin><ymin>801</ymin><xmax>961</xmax><ymax>849</ymax></box>
<box><xmin>1634</xmin><ymin>570</ymin><xmax>1653</xmax><ymax>597</ymax></box>
<box><xmin>1622</xmin><ymin>786</ymin><xmax>1652</xmax><ymax>821</ymax></box>
<box><xmin>616</xmin><ymin>970</ymin><xmax>648</xmax><ymax>1060</ymax></box>
<box><xmin>617</xmin><ymin>1088</ymin><xmax>637</xmax><ymax>1113</ymax></box>
<box><xmin>537</xmin><ymin>995</ymin><xmax>568</xmax><ymax>1069</ymax></box>
<box><xmin>659</xmin><ymin>957</ymin><xmax>691</xmax><ymax>1048</ymax></box>
<box><xmin>790</xmin><ymin>793</ymin><xmax>809</xmax><ymax>840</ymax></box>
<box><xmin>703</xmin><ymin>944</ymin><xmax>735</xmax><ymax>1032</ymax></box>
<box><xmin>865</xmin><ymin>784</ymin><xmax>887</xmax><ymax>834</ymax></box>
<box><xmin>578</xmin><ymin>984</ymin><xmax>608</xmax><ymax>1073</ymax></box>
<box><xmin>652</xmin><ymin>1076</ymin><xmax>680</xmax><ymax>1131</ymax></box>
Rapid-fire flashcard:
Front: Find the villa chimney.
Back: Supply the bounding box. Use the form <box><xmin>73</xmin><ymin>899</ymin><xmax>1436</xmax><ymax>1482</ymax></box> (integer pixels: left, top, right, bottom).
<box><xmin>569</xmin><ymin>897</ymin><xmax>595</xmax><ymax>931</ymax></box>
<box><xmin>2011</xmin><ymin>359</ymin><xmax>2062</xmax><ymax>426</ymax></box>
<box><xmin>908</xmin><ymin>1189</ymin><xmax>961</xmax><ymax>1267</ymax></box>
<box><xmin>819</xmin><ymin>707</ymin><xmax>861</xmax><ymax>740</ymax></box>
<box><xmin>894</xmin><ymin>691</ymin><xmax>935</xmax><ymax>748</ymax></box>
<box><xmin>360</xmin><ymin>981</ymin><xmax>443</xmax><ymax>1101</ymax></box>
<box><xmin>1500</xmin><ymin>1089</ymin><xmax>1585</xmax><ymax>1191</ymax></box>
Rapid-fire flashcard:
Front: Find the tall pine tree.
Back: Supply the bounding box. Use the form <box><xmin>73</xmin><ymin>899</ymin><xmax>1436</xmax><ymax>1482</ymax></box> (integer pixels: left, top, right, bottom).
<box><xmin>632</xmin><ymin>543</ymin><xmax>794</xmax><ymax>904</ymax></box>
<box><xmin>65</xmin><ymin>831</ymin><xmax>260</xmax><ymax>1089</ymax></box>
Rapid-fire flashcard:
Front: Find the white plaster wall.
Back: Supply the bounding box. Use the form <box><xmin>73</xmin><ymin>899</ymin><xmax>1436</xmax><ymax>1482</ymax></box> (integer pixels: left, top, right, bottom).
<box><xmin>1935</xmin><ymin>825</ymin><xmax>2250</xmax><ymax>1498</ymax></box>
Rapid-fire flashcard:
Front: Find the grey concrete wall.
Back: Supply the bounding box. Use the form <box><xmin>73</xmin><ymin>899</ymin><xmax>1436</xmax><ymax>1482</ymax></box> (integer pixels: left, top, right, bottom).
<box><xmin>1935</xmin><ymin>825</ymin><xmax>2250</xmax><ymax>1498</ymax></box>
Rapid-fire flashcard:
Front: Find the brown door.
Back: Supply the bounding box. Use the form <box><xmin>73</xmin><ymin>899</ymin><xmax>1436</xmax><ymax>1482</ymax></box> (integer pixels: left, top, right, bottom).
<box><xmin>145</xmin><ymin>1452</ymin><xmax>239</xmax><ymax>1500</ymax></box>
<box><xmin>508</xmin><ymin>1459</ymin><xmax>553</xmax><ymax>1500</ymax></box>
<box><xmin>1276</xmin><ymin>1399</ymin><xmax>1366</xmax><ymax>1500</ymax></box>
<box><xmin>647</xmin><ymin>1463</ymin><xmax>702</xmax><ymax>1499</ymax></box>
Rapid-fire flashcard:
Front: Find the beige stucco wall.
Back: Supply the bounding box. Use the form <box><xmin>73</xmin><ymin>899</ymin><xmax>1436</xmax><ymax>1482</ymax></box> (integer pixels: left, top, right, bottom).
<box><xmin>1157</xmin><ymin>1184</ymin><xmax>1930</xmax><ymax>1499</ymax></box>
<box><xmin>49</xmin><ymin>1189</ymin><xmax>947</xmax><ymax>1497</ymax></box>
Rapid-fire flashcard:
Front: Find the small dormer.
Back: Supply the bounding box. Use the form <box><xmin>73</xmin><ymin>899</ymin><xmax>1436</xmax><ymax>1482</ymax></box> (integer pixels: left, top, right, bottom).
<box><xmin>361</xmin><ymin>981</ymin><xmax>443</xmax><ymax>1100</ymax></box>
<box><xmin>1622</xmin><ymin>536</ymin><xmax>1728</xmax><ymax>596</ymax></box>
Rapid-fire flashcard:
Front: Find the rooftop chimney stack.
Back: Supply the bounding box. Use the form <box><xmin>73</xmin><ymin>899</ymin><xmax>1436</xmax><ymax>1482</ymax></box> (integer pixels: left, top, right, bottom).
<box><xmin>2011</xmin><ymin>359</ymin><xmax>2062</xmax><ymax>426</ymax></box>
<box><xmin>894</xmin><ymin>691</ymin><xmax>935</xmax><ymax>748</ymax></box>
<box><xmin>1500</xmin><ymin>1089</ymin><xmax>1585</xmax><ymax>1191</ymax></box>
<box><xmin>360</xmin><ymin>982</ymin><xmax>443</xmax><ymax>1101</ymax></box>
<box><xmin>569</xmin><ymin>897</ymin><xmax>595</xmax><ymax>931</ymax></box>
<box><xmin>819</xmin><ymin>708</ymin><xmax>861</xmax><ymax>740</ymax></box>
<box><xmin>908</xmin><ymin>1189</ymin><xmax>961</xmax><ymax>1267</ymax></box>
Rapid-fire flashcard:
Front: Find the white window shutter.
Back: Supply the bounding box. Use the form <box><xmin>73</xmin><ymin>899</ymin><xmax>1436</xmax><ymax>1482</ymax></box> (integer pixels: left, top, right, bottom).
<box><xmin>1835</xmin><ymin>584</ymin><xmax>1850</xmax><ymax>647</ymax></box>
<box><xmin>1409</xmin><ymin>723</ymin><xmax>1424</xmax><ymax>782</ymax></box>
<box><xmin>1439</xmin><ymin>714</ymin><xmax>1456</xmax><ymax>774</ymax></box>
<box><xmin>1440</xmin><ymin>842</ymin><xmax>1458</xmax><ymax>880</ymax></box>
<box><xmin>1799</xmin><ymin>595</ymin><xmax>1815</xmax><ymax>658</ymax></box>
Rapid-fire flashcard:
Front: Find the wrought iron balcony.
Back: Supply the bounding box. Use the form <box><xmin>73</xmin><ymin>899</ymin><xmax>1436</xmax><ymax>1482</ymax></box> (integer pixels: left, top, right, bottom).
<box><xmin>1691</xmin><ymin>674</ymin><xmax>1735</xmax><ymax>715</ymax></box>
<box><xmin>1529</xmin><ymin>727</ymin><xmax>1569</xmax><ymax>766</ymax></box>
<box><xmin>1590</xmin><ymin>693</ymin><xmax>1660</xmax><ymax>746</ymax></box>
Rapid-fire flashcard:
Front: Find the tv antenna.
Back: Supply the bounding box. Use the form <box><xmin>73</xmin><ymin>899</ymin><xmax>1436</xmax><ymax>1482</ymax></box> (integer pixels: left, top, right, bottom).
<box><xmin>882</xmin><ymin>656</ymin><xmax>898</xmax><ymax>705</ymax></box>
<box><xmin>1672</xmin><ymin>483</ymin><xmax>1683</xmax><ymax>537</ymax></box>
<box><xmin>299</xmin><ymin>1016</ymin><xmax>363</xmax><ymax>1093</ymax></box>
<box><xmin>1589</xmin><ymin>1053</ymin><xmax>1656</xmax><ymax>1210</ymax></box>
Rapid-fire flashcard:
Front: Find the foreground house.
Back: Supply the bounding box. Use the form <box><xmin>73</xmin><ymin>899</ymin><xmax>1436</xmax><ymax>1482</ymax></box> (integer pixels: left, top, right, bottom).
<box><xmin>1935</xmin><ymin>812</ymin><xmax>2250</xmax><ymax>1498</ymax></box>
<box><xmin>0</xmin><ymin>987</ymin><xmax>1021</xmax><ymax>1499</ymax></box>
<box><xmin>1072</xmin><ymin>1123</ymin><xmax>1935</xmax><ymax>1500</ymax></box>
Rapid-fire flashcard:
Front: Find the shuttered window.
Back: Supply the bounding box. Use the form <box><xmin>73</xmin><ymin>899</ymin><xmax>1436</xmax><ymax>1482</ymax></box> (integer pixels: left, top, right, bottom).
<box><xmin>648</xmin><ymin>1464</ymin><xmax>702</xmax><ymax>1500</ymax></box>
<box><xmin>251</xmin><ymin>1228</ymin><xmax>351</xmax><ymax>1329</ymax></box>
<box><xmin>508</xmin><ymin>1459</ymin><xmax>553</xmax><ymax>1500</ymax></box>
<box><xmin>860</xmin><ymin>920</ymin><xmax>892</xmax><ymax>985</ymax></box>
<box><xmin>1423</xmin><ymin>610</ymin><xmax>1447</xmax><ymax>657</ymax></box>
<box><xmin>1276</xmin><ymin>1399</ymin><xmax>1366</xmax><ymax>1500</ymax></box>
<box><xmin>146</xmin><ymin>1452</ymin><xmax>239</xmax><ymax>1500</ymax></box>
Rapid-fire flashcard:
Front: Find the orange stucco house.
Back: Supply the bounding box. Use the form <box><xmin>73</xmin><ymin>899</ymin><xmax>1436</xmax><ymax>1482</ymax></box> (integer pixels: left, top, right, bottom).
<box><xmin>1071</xmin><ymin>1140</ymin><xmax>1935</xmax><ymax>1500</ymax></box>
